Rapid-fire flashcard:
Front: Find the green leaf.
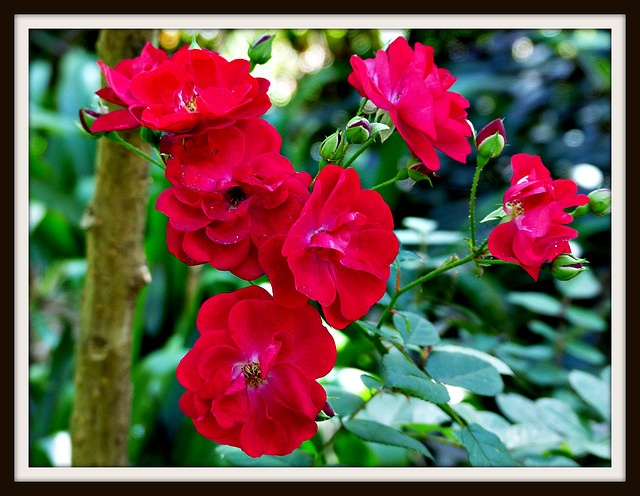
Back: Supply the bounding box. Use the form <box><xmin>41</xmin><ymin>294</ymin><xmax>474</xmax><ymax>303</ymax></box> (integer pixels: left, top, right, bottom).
<box><xmin>216</xmin><ymin>445</ymin><xmax>314</xmax><ymax>467</ymax></box>
<box><xmin>361</xmin><ymin>374</ymin><xmax>384</xmax><ymax>393</ymax></box>
<box><xmin>522</xmin><ymin>455</ymin><xmax>580</xmax><ymax>467</ymax></box>
<box><xmin>565</xmin><ymin>306</ymin><xmax>608</xmax><ymax>331</ymax></box>
<box><xmin>535</xmin><ymin>398</ymin><xmax>593</xmax><ymax>440</ymax></box>
<box><xmin>496</xmin><ymin>393</ymin><xmax>546</xmax><ymax>426</ymax></box>
<box><xmin>506</xmin><ymin>291</ymin><xmax>563</xmax><ymax>316</ymax></box>
<box><xmin>322</xmin><ymin>385</ymin><xmax>364</xmax><ymax>417</ymax></box>
<box><xmin>434</xmin><ymin>344</ymin><xmax>514</xmax><ymax>376</ymax></box>
<box><xmin>500</xmin><ymin>423</ymin><xmax>563</xmax><ymax>459</ymax></box>
<box><xmin>425</xmin><ymin>349</ymin><xmax>504</xmax><ymax>396</ymax></box>
<box><xmin>344</xmin><ymin>418</ymin><xmax>434</xmax><ymax>461</ymax></box>
<box><xmin>407</xmin><ymin>167</ymin><xmax>433</xmax><ymax>185</ymax></box>
<box><xmin>396</xmin><ymin>249</ymin><xmax>423</xmax><ymax>264</ymax></box>
<box><xmin>453</xmin><ymin>402</ymin><xmax>511</xmax><ymax>434</ymax></box>
<box><xmin>506</xmin><ymin>292</ymin><xmax>607</xmax><ymax>331</ymax></box>
<box><xmin>565</xmin><ymin>340</ymin><xmax>606</xmax><ymax>365</ymax></box>
<box><xmin>374</xmin><ymin>108</ymin><xmax>395</xmax><ymax>142</ymax></box>
<box><xmin>382</xmin><ymin>353</ymin><xmax>450</xmax><ymax>404</ymax></box>
<box><xmin>455</xmin><ymin>424</ymin><xmax>518</xmax><ymax>467</ymax></box>
<box><xmin>480</xmin><ymin>205</ymin><xmax>508</xmax><ymax>223</ymax></box>
<box><xmin>362</xmin><ymin>392</ymin><xmax>450</xmax><ymax>427</ymax></box>
<box><xmin>569</xmin><ymin>370</ymin><xmax>610</xmax><ymax>421</ymax></box>
<box><xmin>393</xmin><ymin>311</ymin><xmax>441</xmax><ymax>347</ymax></box>
<box><xmin>369</xmin><ymin>122</ymin><xmax>390</xmax><ymax>135</ymax></box>
<box><xmin>355</xmin><ymin>320</ymin><xmax>404</xmax><ymax>347</ymax></box>
<box><xmin>528</xmin><ymin>320</ymin><xmax>558</xmax><ymax>341</ymax></box>
<box><xmin>392</xmin><ymin>313</ymin><xmax>411</xmax><ymax>342</ymax></box>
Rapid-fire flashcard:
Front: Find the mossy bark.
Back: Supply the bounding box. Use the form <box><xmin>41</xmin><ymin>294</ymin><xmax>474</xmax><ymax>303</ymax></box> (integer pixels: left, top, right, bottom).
<box><xmin>70</xmin><ymin>29</ymin><xmax>158</xmax><ymax>466</ymax></box>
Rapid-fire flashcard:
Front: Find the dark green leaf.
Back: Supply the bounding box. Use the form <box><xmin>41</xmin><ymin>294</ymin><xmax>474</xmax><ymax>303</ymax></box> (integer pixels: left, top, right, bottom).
<box><xmin>393</xmin><ymin>311</ymin><xmax>440</xmax><ymax>347</ymax></box>
<box><xmin>323</xmin><ymin>385</ymin><xmax>365</xmax><ymax>417</ymax></box>
<box><xmin>216</xmin><ymin>445</ymin><xmax>314</xmax><ymax>466</ymax></box>
<box><xmin>382</xmin><ymin>353</ymin><xmax>450</xmax><ymax>404</ymax></box>
<box><xmin>435</xmin><ymin>344</ymin><xmax>514</xmax><ymax>376</ymax></box>
<box><xmin>355</xmin><ymin>320</ymin><xmax>404</xmax><ymax>347</ymax></box>
<box><xmin>536</xmin><ymin>398</ymin><xmax>593</xmax><ymax>439</ymax></box>
<box><xmin>344</xmin><ymin>418</ymin><xmax>434</xmax><ymax>460</ymax></box>
<box><xmin>496</xmin><ymin>393</ymin><xmax>545</xmax><ymax>426</ymax></box>
<box><xmin>455</xmin><ymin>424</ymin><xmax>517</xmax><ymax>467</ymax></box>
<box><xmin>360</xmin><ymin>374</ymin><xmax>384</xmax><ymax>393</ymax></box>
<box><xmin>569</xmin><ymin>370</ymin><xmax>610</xmax><ymax>421</ymax></box>
<box><xmin>522</xmin><ymin>455</ymin><xmax>580</xmax><ymax>467</ymax></box>
<box><xmin>425</xmin><ymin>350</ymin><xmax>503</xmax><ymax>396</ymax></box>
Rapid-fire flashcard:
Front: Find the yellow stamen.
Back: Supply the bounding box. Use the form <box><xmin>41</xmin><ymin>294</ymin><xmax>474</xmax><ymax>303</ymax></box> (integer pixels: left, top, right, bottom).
<box><xmin>242</xmin><ymin>362</ymin><xmax>263</xmax><ymax>387</ymax></box>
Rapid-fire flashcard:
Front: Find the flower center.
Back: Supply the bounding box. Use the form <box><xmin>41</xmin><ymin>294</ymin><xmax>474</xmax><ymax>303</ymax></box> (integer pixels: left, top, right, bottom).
<box><xmin>224</xmin><ymin>186</ymin><xmax>248</xmax><ymax>207</ymax></box>
<box><xmin>242</xmin><ymin>362</ymin><xmax>263</xmax><ymax>387</ymax></box>
<box><xmin>184</xmin><ymin>94</ymin><xmax>198</xmax><ymax>113</ymax></box>
<box><xmin>507</xmin><ymin>199</ymin><xmax>525</xmax><ymax>217</ymax></box>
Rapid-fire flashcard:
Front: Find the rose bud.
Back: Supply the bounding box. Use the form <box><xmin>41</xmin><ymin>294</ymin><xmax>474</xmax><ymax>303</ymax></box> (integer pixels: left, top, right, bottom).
<box><xmin>248</xmin><ymin>33</ymin><xmax>274</xmax><ymax>66</ymax></box>
<box><xmin>587</xmin><ymin>188</ymin><xmax>611</xmax><ymax>216</ymax></box>
<box><xmin>476</xmin><ymin>118</ymin><xmax>506</xmax><ymax>159</ymax></box>
<box><xmin>77</xmin><ymin>108</ymin><xmax>102</xmax><ymax>137</ymax></box>
<box><xmin>550</xmin><ymin>253</ymin><xmax>589</xmax><ymax>281</ymax></box>
<box><xmin>315</xmin><ymin>401</ymin><xmax>336</xmax><ymax>421</ymax></box>
<box><xmin>319</xmin><ymin>130</ymin><xmax>345</xmax><ymax>161</ymax></box>
<box><xmin>345</xmin><ymin>116</ymin><xmax>371</xmax><ymax>144</ymax></box>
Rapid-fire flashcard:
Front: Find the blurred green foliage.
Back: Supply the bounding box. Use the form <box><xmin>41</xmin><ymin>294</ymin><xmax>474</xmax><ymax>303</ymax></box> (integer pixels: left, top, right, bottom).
<box><xmin>27</xmin><ymin>28</ymin><xmax>612</xmax><ymax>469</ymax></box>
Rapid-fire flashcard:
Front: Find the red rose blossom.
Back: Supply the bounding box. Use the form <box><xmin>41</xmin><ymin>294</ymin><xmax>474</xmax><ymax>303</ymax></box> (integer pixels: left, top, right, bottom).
<box><xmin>348</xmin><ymin>36</ymin><xmax>472</xmax><ymax>172</ymax></box>
<box><xmin>91</xmin><ymin>43</ymin><xmax>271</xmax><ymax>135</ymax></box>
<box><xmin>259</xmin><ymin>164</ymin><xmax>400</xmax><ymax>330</ymax></box>
<box><xmin>487</xmin><ymin>154</ymin><xmax>589</xmax><ymax>280</ymax></box>
<box><xmin>177</xmin><ymin>285</ymin><xmax>336</xmax><ymax>458</ymax></box>
<box><xmin>155</xmin><ymin>117</ymin><xmax>311</xmax><ymax>280</ymax></box>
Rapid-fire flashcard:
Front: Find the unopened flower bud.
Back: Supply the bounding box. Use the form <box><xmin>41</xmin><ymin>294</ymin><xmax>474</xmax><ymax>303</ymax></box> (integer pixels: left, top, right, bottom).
<box><xmin>77</xmin><ymin>108</ymin><xmax>108</xmax><ymax>138</ymax></box>
<box><xmin>315</xmin><ymin>400</ymin><xmax>335</xmax><ymax>422</ymax></box>
<box><xmin>395</xmin><ymin>167</ymin><xmax>409</xmax><ymax>181</ymax></box>
<box><xmin>319</xmin><ymin>130</ymin><xmax>345</xmax><ymax>161</ymax></box>
<box><xmin>345</xmin><ymin>117</ymin><xmax>371</xmax><ymax>144</ymax></box>
<box><xmin>476</xmin><ymin>119</ymin><xmax>507</xmax><ymax>158</ymax></box>
<box><xmin>248</xmin><ymin>34</ymin><xmax>274</xmax><ymax>66</ymax></box>
<box><xmin>406</xmin><ymin>155</ymin><xmax>436</xmax><ymax>183</ymax></box>
<box><xmin>362</xmin><ymin>99</ymin><xmax>378</xmax><ymax>115</ymax></box>
<box><xmin>551</xmin><ymin>253</ymin><xmax>588</xmax><ymax>281</ymax></box>
<box><xmin>587</xmin><ymin>188</ymin><xmax>611</xmax><ymax>216</ymax></box>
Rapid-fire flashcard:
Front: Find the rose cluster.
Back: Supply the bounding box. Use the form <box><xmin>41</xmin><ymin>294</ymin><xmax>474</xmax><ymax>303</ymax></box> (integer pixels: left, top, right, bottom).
<box><xmin>86</xmin><ymin>35</ymin><xmax>593</xmax><ymax>458</ymax></box>
<box><xmin>89</xmin><ymin>40</ymin><xmax>405</xmax><ymax>457</ymax></box>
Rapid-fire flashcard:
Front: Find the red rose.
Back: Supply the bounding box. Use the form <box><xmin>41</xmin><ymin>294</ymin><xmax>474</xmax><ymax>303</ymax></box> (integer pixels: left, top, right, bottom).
<box><xmin>155</xmin><ymin>118</ymin><xmax>311</xmax><ymax>280</ymax></box>
<box><xmin>487</xmin><ymin>154</ymin><xmax>589</xmax><ymax>280</ymax></box>
<box><xmin>91</xmin><ymin>43</ymin><xmax>271</xmax><ymax>135</ymax></box>
<box><xmin>259</xmin><ymin>164</ymin><xmax>399</xmax><ymax>330</ymax></box>
<box><xmin>348</xmin><ymin>36</ymin><xmax>472</xmax><ymax>172</ymax></box>
<box><xmin>177</xmin><ymin>286</ymin><xmax>336</xmax><ymax>458</ymax></box>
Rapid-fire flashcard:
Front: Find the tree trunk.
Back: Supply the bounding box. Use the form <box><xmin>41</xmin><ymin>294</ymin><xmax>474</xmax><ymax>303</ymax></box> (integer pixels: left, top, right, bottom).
<box><xmin>70</xmin><ymin>29</ymin><xmax>158</xmax><ymax>466</ymax></box>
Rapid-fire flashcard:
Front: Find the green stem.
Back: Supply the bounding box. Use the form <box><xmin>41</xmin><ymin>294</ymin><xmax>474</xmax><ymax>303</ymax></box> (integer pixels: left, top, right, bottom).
<box><xmin>356</xmin><ymin>98</ymin><xmax>368</xmax><ymax>117</ymax></box>
<box><xmin>342</xmin><ymin>135</ymin><xmax>375</xmax><ymax>169</ymax></box>
<box><xmin>371</xmin><ymin>172</ymin><xmax>402</xmax><ymax>191</ymax></box>
<box><xmin>469</xmin><ymin>156</ymin><xmax>488</xmax><ymax>250</ymax></box>
<box><xmin>476</xmin><ymin>258</ymin><xmax>518</xmax><ymax>266</ymax></box>
<box><xmin>377</xmin><ymin>252</ymin><xmax>477</xmax><ymax>328</ymax></box>
<box><xmin>106</xmin><ymin>132</ymin><xmax>166</xmax><ymax>170</ymax></box>
<box><xmin>438</xmin><ymin>402</ymin><xmax>468</xmax><ymax>428</ymax></box>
